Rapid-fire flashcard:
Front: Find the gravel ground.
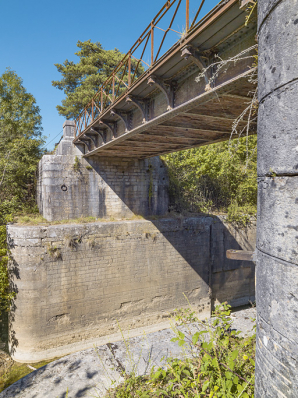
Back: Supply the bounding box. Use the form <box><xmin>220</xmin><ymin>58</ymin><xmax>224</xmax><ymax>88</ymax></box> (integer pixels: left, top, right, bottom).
<box><xmin>0</xmin><ymin>307</ymin><xmax>256</xmax><ymax>398</ymax></box>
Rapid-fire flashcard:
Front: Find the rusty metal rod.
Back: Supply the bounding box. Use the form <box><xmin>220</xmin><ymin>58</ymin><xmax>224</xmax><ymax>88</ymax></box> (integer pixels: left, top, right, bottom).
<box><xmin>155</xmin><ymin>0</ymin><xmax>182</xmax><ymax>62</ymax></box>
<box><xmin>151</xmin><ymin>22</ymin><xmax>154</xmax><ymax>65</ymax></box>
<box><xmin>115</xmin><ymin>58</ymin><xmax>129</xmax><ymax>99</ymax></box>
<box><xmin>190</xmin><ymin>0</ymin><xmax>206</xmax><ymax>30</ymax></box>
<box><xmin>186</xmin><ymin>0</ymin><xmax>189</xmax><ymax>31</ymax></box>
<box><xmin>128</xmin><ymin>53</ymin><xmax>131</xmax><ymax>87</ymax></box>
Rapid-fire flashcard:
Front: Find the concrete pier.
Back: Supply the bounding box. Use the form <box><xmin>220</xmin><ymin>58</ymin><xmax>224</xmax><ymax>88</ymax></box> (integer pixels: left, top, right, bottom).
<box><xmin>255</xmin><ymin>0</ymin><xmax>298</xmax><ymax>395</ymax></box>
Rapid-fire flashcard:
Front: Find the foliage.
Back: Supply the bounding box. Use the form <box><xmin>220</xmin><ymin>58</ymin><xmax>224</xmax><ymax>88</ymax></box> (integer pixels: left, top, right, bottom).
<box><xmin>105</xmin><ymin>303</ymin><xmax>256</xmax><ymax>397</ymax></box>
<box><xmin>0</xmin><ymin>69</ymin><xmax>44</xmax><ymax>208</ymax></box>
<box><xmin>73</xmin><ymin>155</ymin><xmax>80</xmax><ymax>171</ymax></box>
<box><xmin>162</xmin><ymin>135</ymin><xmax>257</xmax><ymax>225</ymax></box>
<box><xmin>0</xmin><ymin>69</ymin><xmax>44</xmax><ymax>315</ymax></box>
<box><xmin>52</xmin><ymin>40</ymin><xmax>144</xmax><ymax>119</ymax></box>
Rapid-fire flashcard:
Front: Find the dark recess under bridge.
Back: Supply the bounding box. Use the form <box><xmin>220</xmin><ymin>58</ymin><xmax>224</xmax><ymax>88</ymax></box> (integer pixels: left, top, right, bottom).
<box><xmin>73</xmin><ymin>0</ymin><xmax>257</xmax><ymax>159</ymax></box>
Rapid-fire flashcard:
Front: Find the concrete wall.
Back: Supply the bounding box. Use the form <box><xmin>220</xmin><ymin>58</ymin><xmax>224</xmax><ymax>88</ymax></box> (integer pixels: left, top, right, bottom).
<box><xmin>256</xmin><ymin>0</ymin><xmax>298</xmax><ymax>396</ymax></box>
<box><xmin>7</xmin><ymin>216</ymin><xmax>255</xmax><ymax>362</ymax></box>
<box><xmin>37</xmin><ymin>121</ymin><xmax>169</xmax><ymax>221</ymax></box>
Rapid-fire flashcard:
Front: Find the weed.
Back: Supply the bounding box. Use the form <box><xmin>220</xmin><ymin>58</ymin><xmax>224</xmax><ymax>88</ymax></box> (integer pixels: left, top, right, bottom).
<box><xmin>73</xmin><ymin>156</ymin><xmax>80</xmax><ymax>171</ymax></box>
<box><xmin>105</xmin><ymin>303</ymin><xmax>255</xmax><ymax>397</ymax></box>
<box><xmin>64</xmin><ymin>236</ymin><xmax>78</xmax><ymax>250</ymax></box>
<box><xmin>268</xmin><ymin>168</ymin><xmax>277</xmax><ymax>177</ymax></box>
<box><xmin>129</xmin><ymin>214</ymin><xmax>144</xmax><ymax>221</ymax></box>
<box><xmin>47</xmin><ymin>245</ymin><xmax>62</xmax><ymax>260</ymax></box>
<box><xmin>15</xmin><ymin>214</ymin><xmax>47</xmax><ymax>224</ymax></box>
<box><xmin>86</xmin><ymin>165</ymin><xmax>93</xmax><ymax>171</ymax></box>
<box><xmin>87</xmin><ymin>238</ymin><xmax>96</xmax><ymax>249</ymax></box>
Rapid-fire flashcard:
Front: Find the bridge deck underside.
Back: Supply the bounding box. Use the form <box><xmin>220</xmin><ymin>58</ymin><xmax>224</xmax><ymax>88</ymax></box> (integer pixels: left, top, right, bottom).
<box><xmin>86</xmin><ymin>73</ymin><xmax>256</xmax><ymax>159</ymax></box>
<box><xmin>75</xmin><ymin>0</ymin><xmax>257</xmax><ymax>159</ymax></box>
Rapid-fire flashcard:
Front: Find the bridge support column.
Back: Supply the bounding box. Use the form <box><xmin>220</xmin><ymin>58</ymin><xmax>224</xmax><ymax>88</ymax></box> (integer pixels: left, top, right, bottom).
<box><xmin>37</xmin><ymin>121</ymin><xmax>169</xmax><ymax>221</ymax></box>
<box><xmin>256</xmin><ymin>0</ymin><xmax>298</xmax><ymax>395</ymax></box>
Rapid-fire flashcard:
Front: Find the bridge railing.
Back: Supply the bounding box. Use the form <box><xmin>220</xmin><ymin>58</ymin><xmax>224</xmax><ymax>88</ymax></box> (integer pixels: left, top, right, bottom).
<box><xmin>74</xmin><ymin>0</ymin><xmax>209</xmax><ymax>138</ymax></box>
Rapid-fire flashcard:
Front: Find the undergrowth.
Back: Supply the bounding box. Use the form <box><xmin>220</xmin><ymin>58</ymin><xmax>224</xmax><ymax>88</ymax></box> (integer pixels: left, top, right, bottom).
<box><xmin>162</xmin><ymin>136</ymin><xmax>257</xmax><ymax>227</ymax></box>
<box><xmin>105</xmin><ymin>303</ymin><xmax>256</xmax><ymax>398</ymax></box>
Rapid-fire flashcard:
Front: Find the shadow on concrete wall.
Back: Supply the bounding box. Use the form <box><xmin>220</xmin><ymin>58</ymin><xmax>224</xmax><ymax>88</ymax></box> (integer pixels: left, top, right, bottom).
<box><xmin>84</xmin><ymin>160</ymin><xmax>256</xmax><ymax>310</ymax></box>
<box><xmin>85</xmin><ymin>155</ymin><xmax>169</xmax><ymax>218</ymax></box>
<box><xmin>146</xmin><ymin>215</ymin><xmax>256</xmax><ymax>312</ymax></box>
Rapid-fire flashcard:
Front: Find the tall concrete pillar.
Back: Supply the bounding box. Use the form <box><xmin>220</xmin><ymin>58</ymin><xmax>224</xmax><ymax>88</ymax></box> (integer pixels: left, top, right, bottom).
<box><xmin>256</xmin><ymin>0</ymin><xmax>298</xmax><ymax>396</ymax></box>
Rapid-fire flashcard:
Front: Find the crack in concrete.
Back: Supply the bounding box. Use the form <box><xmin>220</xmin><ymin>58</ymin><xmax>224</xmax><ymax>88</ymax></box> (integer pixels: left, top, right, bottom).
<box><xmin>106</xmin><ymin>343</ymin><xmax>125</xmax><ymax>373</ymax></box>
<box><xmin>256</xmin><ymin>247</ymin><xmax>298</xmax><ymax>268</ymax></box>
<box><xmin>259</xmin><ymin>77</ymin><xmax>298</xmax><ymax>105</ymax></box>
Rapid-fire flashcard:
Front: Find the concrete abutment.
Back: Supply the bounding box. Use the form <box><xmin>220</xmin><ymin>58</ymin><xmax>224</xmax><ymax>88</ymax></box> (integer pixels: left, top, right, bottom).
<box><xmin>37</xmin><ymin>120</ymin><xmax>168</xmax><ymax>222</ymax></box>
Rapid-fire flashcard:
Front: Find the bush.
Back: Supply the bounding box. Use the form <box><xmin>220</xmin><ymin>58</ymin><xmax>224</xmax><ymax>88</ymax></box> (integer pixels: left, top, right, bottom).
<box><xmin>162</xmin><ymin>136</ymin><xmax>257</xmax><ymax>225</ymax></box>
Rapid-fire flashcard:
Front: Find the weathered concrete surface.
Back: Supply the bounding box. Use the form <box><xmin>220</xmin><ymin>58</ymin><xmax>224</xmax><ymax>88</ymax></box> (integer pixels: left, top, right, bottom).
<box><xmin>257</xmin><ymin>176</ymin><xmax>298</xmax><ymax>264</ymax></box>
<box><xmin>37</xmin><ymin>121</ymin><xmax>169</xmax><ymax>221</ymax></box>
<box><xmin>0</xmin><ymin>307</ymin><xmax>256</xmax><ymax>398</ymax></box>
<box><xmin>256</xmin><ymin>0</ymin><xmax>298</xmax><ymax>396</ymax></box>
<box><xmin>7</xmin><ymin>216</ymin><xmax>255</xmax><ymax>363</ymax></box>
<box><xmin>257</xmin><ymin>81</ymin><xmax>298</xmax><ymax>176</ymax></box>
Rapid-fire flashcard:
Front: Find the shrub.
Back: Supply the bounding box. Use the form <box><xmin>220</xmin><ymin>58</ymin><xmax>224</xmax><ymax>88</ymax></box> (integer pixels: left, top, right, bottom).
<box><xmin>105</xmin><ymin>303</ymin><xmax>256</xmax><ymax>397</ymax></box>
<box><xmin>162</xmin><ymin>136</ymin><xmax>257</xmax><ymax>225</ymax></box>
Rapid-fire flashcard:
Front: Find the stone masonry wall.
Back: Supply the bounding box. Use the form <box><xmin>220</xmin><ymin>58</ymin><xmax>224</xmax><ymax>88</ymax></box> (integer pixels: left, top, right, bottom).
<box><xmin>37</xmin><ymin>121</ymin><xmax>169</xmax><ymax>221</ymax></box>
<box><xmin>7</xmin><ymin>216</ymin><xmax>255</xmax><ymax>362</ymax></box>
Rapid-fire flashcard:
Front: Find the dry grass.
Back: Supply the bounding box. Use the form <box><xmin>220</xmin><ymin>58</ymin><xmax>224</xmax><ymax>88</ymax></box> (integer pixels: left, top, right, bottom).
<box><xmin>0</xmin><ymin>351</ymin><xmax>61</xmax><ymax>393</ymax></box>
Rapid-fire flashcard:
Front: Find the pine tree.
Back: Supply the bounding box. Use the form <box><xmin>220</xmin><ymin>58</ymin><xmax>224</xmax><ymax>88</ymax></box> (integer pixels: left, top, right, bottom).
<box><xmin>52</xmin><ymin>40</ymin><xmax>144</xmax><ymax>119</ymax></box>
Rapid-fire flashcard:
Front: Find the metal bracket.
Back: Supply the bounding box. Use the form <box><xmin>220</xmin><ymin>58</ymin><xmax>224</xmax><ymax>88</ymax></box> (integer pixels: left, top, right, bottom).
<box><xmin>77</xmin><ymin>138</ymin><xmax>91</xmax><ymax>152</ymax></box>
<box><xmin>181</xmin><ymin>45</ymin><xmax>210</xmax><ymax>86</ymax></box>
<box><xmin>110</xmin><ymin>109</ymin><xmax>130</xmax><ymax>132</ymax></box>
<box><xmin>90</xmin><ymin>127</ymin><xmax>107</xmax><ymax>145</ymax></box>
<box><xmin>147</xmin><ymin>76</ymin><xmax>176</xmax><ymax>111</ymax></box>
<box><xmin>126</xmin><ymin>95</ymin><xmax>148</xmax><ymax>123</ymax></box>
<box><xmin>99</xmin><ymin>120</ymin><xmax>116</xmax><ymax>140</ymax></box>
<box><xmin>84</xmin><ymin>132</ymin><xmax>98</xmax><ymax>147</ymax></box>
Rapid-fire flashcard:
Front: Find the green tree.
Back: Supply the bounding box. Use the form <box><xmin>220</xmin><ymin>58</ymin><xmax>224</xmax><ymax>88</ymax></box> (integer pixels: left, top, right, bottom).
<box><xmin>0</xmin><ymin>68</ymin><xmax>44</xmax><ymax>315</ymax></box>
<box><xmin>52</xmin><ymin>40</ymin><xmax>144</xmax><ymax>119</ymax></box>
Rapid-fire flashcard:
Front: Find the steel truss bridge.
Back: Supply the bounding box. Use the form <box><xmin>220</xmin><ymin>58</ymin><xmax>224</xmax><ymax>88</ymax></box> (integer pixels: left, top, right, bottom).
<box><xmin>73</xmin><ymin>0</ymin><xmax>257</xmax><ymax>159</ymax></box>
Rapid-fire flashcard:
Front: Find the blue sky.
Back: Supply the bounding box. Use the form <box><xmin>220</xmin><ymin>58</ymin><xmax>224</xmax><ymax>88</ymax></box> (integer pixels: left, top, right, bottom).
<box><xmin>0</xmin><ymin>0</ymin><xmax>218</xmax><ymax>150</ymax></box>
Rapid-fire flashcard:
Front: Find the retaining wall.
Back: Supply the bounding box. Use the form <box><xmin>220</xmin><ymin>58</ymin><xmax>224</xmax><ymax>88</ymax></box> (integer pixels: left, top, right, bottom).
<box><xmin>7</xmin><ymin>216</ymin><xmax>255</xmax><ymax>362</ymax></box>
